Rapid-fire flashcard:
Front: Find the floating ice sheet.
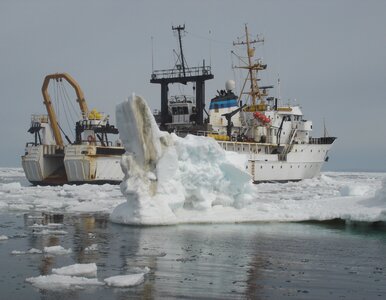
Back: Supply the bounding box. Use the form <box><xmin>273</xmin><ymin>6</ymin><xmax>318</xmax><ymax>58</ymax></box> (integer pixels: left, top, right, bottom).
<box><xmin>104</xmin><ymin>273</ymin><xmax>145</xmax><ymax>287</ymax></box>
<box><xmin>11</xmin><ymin>248</ymin><xmax>42</xmax><ymax>255</ymax></box>
<box><xmin>52</xmin><ymin>263</ymin><xmax>97</xmax><ymax>277</ymax></box>
<box><xmin>0</xmin><ymin>165</ymin><xmax>385</xmax><ymax>224</ymax></box>
<box><xmin>44</xmin><ymin>245</ymin><xmax>72</xmax><ymax>255</ymax></box>
<box><xmin>26</xmin><ymin>274</ymin><xmax>103</xmax><ymax>290</ymax></box>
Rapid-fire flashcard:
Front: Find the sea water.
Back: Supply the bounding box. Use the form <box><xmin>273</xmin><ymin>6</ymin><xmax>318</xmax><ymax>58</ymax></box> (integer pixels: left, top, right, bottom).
<box><xmin>1</xmin><ymin>168</ymin><xmax>386</xmax><ymax>299</ymax></box>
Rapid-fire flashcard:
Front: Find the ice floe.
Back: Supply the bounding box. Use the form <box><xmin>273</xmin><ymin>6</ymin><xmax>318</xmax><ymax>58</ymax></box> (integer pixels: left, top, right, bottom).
<box><xmin>104</xmin><ymin>273</ymin><xmax>145</xmax><ymax>287</ymax></box>
<box><xmin>26</xmin><ymin>274</ymin><xmax>103</xmax><ymax>290</ymax></box>
<box><xmin>11</xmin><ymin>248</ymin><xmax>42</xmax><ymax>255</ymax></box>
<box><xmin>52</xmin><ymin>263</ymin><xmax>97</xmax><ymax>277</ymax></box>
<box><xmin>43</xmin><ymin>245</ymin><xmax>72</xmax><ymax>255</ymax></box>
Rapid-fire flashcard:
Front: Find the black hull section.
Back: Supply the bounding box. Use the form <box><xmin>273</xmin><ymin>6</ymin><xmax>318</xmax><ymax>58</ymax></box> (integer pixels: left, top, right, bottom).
<box><xmin>30</xmin><ymin>179</ymin><xmax>121</xmax><ymax>186</ymax></box>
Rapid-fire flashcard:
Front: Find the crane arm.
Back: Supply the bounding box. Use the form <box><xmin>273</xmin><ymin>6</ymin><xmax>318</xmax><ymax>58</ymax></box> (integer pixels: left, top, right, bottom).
<box><xmin>41</xmin><ymin>73</ymin><xmax>89</xmax><ymax>147</ymax></box>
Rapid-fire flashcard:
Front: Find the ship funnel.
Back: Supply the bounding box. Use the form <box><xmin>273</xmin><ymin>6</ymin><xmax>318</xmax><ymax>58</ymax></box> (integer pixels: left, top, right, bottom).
<box><xmin>225</xmin><ymin>80</ymin><xmax>235</xmax><ymax>91</ymax></box>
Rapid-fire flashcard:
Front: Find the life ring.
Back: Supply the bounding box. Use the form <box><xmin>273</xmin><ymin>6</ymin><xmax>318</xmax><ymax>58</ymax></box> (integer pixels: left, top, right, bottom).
<box><xmin>87</xmin><ymin>135</ymin><xmax>95</xmax><ymax>143</ymax></box>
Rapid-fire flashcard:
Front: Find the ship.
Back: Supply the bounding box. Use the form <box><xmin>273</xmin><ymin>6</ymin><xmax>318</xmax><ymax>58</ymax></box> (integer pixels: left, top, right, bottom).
<box><xmin>22</xmin><ymin>73</ymin><xmax>124</xmax><ymax>185</ymax></box>
<box><xmin>151</xmin><ymin>25</ymin><xmax>336</xmax><ymax>182</ymax></box>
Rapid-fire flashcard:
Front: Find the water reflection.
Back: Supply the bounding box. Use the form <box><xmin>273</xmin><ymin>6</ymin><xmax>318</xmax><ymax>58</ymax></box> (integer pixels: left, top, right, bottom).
<box><xmin>2</xmin><ymin>213</ymin><xmax>384</xmax><ymax>299</ymax></box>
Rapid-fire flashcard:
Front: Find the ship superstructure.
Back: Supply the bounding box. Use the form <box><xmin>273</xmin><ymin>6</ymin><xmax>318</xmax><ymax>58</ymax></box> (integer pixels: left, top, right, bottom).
<box><xmin>149</xmin><ymin>25</ymin><xmax>336</xmax><ymax>182</ymax></box>
<box><xmin>150</xmin><ymin>25</ymin><xmax>213</xmax><ymax>134</ymax></box>
<box><xmin>207</xmin><ymin>25</ymin><xmax>336</xmax><ymax>182</ymax></box>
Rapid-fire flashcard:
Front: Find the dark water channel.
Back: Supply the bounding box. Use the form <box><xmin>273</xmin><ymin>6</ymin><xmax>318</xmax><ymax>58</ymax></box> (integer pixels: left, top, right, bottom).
<box><xmin>1</xmin><ymin>212</ymin><xmax>386</xmax><ymax>299</ymax></box>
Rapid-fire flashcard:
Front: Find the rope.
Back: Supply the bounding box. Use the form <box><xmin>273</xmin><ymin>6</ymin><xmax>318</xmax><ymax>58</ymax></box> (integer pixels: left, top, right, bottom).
<box><xmin>58</xmin><ymin>82</ymin><xmax>74</xmax><ymax>141</ymax></box>
<box><xmin>62</xmin><ymin>82</ymin><xmax>80</xmax><ymax>120</ymax></box>
<box><xmin>53</xmin><ymin>79</ymin><xmax>60</xmax><ymax>122</ymax></box>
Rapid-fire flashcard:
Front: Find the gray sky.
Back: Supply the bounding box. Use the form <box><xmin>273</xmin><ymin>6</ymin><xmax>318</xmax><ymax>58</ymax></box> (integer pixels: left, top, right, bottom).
<box><xmin>1</xmin><ymin>0</ymin><xmax>386</xmax><ymax>171</ymax></box>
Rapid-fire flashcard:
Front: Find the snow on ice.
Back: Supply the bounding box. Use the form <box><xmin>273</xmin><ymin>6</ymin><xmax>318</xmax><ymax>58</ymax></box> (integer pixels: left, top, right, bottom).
<box><xmin>43</xmin><ymin>245</ymin><xmax>72</xmax><ymax>255</ymax></box>
<box><xmin>52</xmin><ymin>263</ymin><xmax>97</xmax><ymax>277</ymax></box>
<box><xmin>11</xmin><ymin>248</ymin><xmax>42</xmax><ymax>255</ymax></box>
<box><xmin>25</xmin><ymin>274</ymin><xmax>103</xmax><ymax>290</ymax></box>
<box><xmin>104</xmin><ymin>273</ymin><xmax>145</xmax><ymax>287</ymax></box>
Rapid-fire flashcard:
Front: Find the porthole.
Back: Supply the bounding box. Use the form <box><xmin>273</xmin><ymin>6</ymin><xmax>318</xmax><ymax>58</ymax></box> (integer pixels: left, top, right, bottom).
<box><xmin>260</xmin><ymin>166</ymin><xmax>263</xmax><ymax>169</ymax></box>
<box><xmin>272</xmin><ymin>166</ymin><xmax>274</xmax><ymax>169</ymax></box>
<box><xmin>280</xmin><ymin>166</ymin><xmax>283</xmax><ymax>169</ymax></box>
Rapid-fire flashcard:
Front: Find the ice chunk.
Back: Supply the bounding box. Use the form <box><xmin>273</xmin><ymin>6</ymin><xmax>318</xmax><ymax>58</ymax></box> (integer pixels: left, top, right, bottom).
<box><xmin>104</xmin><ymin>273</ymin><xmax>145</xmax><ymax>287</ymax></box>
<box><xmin>52</xmin><ymin>263</ymin><xmax>97</xmax><ymax>277</ymax></box>
<box><xmin>0</xmin><ymin>235</ymin><xmax>8</xmax><ymax>241</ymax></box>
<box><xmin>44</xmin><ymin>245</ymin><xmax>72</xmax><ymax>255</ymax></box>
<box><xmin>26</xmin><ymin>274</ymin><xmax>103</xmax><ymax>290</ymax></box>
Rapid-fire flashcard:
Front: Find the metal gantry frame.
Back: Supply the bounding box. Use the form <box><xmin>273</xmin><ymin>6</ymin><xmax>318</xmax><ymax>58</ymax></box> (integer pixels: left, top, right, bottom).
<box><xmin>150</xmin><ymin>25</ymin><xmax>214</xmax><ymax>128</ymax></box>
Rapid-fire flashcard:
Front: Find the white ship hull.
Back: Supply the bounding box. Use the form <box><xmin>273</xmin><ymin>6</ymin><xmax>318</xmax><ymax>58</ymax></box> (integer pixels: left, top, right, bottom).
<box><xmin>21</xmin><ymin>145</ymin><xmax>67</xmax><ymax>185</ymax></box>
<box><xmin>64</xmin><ymin>145</ymin><xmax>123</xmax><ymax>184</ymax></box>
<box><xmin>218</xmin><ymin>141</ymin><xmax>334</xmax><ymax>182</ymax></box>
<box><xmin>22</xmin><ymin>144</ymin><xmax>124</xmax><ymax>185</ymax></box>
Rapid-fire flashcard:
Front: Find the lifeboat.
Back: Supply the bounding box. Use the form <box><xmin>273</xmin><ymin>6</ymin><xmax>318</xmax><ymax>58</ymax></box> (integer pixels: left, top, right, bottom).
<box><xmin>253</xmin><ymin>112</ymin><xmax>270</xmax><ymax>124</ymax></box>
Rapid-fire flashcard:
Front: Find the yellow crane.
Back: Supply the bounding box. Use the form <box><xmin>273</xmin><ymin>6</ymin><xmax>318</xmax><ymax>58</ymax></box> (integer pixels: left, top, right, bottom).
<box><xmin>41</xmin><ymin>73</ymin><xmax>89</xmax><ymax>147</ymax></box>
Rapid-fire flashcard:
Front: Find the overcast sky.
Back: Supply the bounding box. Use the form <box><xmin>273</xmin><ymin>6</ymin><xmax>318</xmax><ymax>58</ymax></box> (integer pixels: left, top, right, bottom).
<box><xmin>1</xmin><ymin>0</ymin><xmax>385</xmax><ymax>171</ymax></box>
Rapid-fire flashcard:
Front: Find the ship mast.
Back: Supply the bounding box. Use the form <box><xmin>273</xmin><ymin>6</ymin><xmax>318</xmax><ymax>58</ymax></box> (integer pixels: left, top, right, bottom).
<box><xmin>233</xmin><ymin>24</ymin><xmax>265</xmax><ymax>107</ymax></box>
